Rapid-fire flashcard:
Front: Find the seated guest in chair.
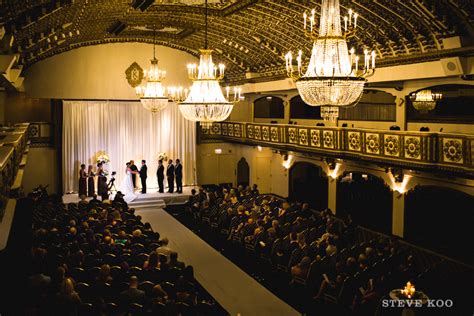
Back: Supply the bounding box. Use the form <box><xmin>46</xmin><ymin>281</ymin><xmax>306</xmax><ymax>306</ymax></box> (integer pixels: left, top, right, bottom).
<box><xmin>119</xmin><ymin>276</ymin><xmax>145</xmax><ymax>307</ymax></box>
<box><xmin>169</xmin><ymin>251</ymin><xmax>185</xmax><ymax>269</ymax></box>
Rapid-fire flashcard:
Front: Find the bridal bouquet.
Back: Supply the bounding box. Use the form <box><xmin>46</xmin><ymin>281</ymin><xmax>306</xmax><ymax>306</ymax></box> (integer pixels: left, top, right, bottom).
<box><xmin>157</xmin><ymin>152</ymin><xmax>168</xmax><ymax>161</ymax></box>
<box><xmin>96</xmin><ymin>154</ymin><xmax>110</xmax><ymax>164</ymax></box>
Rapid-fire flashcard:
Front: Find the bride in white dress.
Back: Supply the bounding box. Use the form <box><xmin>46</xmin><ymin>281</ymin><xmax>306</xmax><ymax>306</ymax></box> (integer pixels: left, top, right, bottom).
<box><xmin>119</xmin><ymin>162</ymin><xmax>137</xmax><ymax>203</ymax></box>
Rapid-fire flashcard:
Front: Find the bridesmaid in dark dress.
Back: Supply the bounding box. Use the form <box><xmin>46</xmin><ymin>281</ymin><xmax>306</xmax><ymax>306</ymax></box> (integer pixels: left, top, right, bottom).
<box><xmin>87</xmin><ymin>165</ymin><xmax>95</xmax><ymax>197</ymax></box>
<box><xmin>78</xmin><ymin>164</ymin><xmax>87</xmax><ymax>197</ymax></box>
<box><xmin>97</xmin><ymin>163</ymin><xmax>108</xmax><ymax>197</ymax></box>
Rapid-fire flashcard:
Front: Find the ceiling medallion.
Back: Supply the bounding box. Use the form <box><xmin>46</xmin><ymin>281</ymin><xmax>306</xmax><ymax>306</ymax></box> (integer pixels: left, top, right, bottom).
<box><xmin>125</xmin><ymin>62</ymin><xmax>144</xmax><ymax>88</ymax></box>
<box><xmin>285</xmin><ymin>0</ymin><xmax>376</xmax><ymax>121</ymax></box>
<box><xmin>176</xmin><ymin>0</ymin><xmax>241</xmax><ymax>127</ymax></box>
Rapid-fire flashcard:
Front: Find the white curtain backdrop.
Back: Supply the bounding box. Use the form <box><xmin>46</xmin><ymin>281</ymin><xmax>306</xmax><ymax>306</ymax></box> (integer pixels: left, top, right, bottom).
<box><xmin>62</xmin><ymin>100</ymin><xmax>196</xmax><ymax>193</ymax></box>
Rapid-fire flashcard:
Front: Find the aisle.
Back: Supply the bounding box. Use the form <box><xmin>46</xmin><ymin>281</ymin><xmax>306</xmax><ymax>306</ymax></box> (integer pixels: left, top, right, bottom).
<box><xmin>136</xmin><ymin>208</ymin><xmax>300</xmax><ymax>316</ymax></box>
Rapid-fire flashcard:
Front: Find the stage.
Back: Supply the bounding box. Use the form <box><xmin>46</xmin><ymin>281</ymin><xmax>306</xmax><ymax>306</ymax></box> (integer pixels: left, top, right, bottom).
<box><xmin>62</xmin><ymin>186</ymin><xmax>196</xmax><ymax>209</ymax></box>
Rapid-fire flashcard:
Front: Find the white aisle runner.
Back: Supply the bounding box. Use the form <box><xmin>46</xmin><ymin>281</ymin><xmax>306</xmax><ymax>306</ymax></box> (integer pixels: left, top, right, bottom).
<box><xmin>136</xmin><ymin>208</ymin><xmax>300</xmax><ymax>316</ymax></box>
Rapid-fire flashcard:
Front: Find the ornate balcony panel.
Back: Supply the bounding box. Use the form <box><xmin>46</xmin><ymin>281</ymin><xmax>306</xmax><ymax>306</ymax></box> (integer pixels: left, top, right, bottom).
<box><xmin>200</xmin><ymin>122</ymin><xmax>474</xmax><ymax>177</ymax></box>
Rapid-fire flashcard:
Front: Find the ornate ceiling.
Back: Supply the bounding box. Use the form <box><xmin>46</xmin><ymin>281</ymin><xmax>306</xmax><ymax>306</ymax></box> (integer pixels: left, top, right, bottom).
<box><xmin>1</xmin><ymin>0</ymin><xmax>473</xmax><ymax>83</ymax></box>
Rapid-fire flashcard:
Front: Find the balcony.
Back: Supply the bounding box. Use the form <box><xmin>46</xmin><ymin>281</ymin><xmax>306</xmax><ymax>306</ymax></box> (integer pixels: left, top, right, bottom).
<box><xmin>200</xmin><ymin>121</ymin><xmax>474</xmax><ymax>177</ymax></box>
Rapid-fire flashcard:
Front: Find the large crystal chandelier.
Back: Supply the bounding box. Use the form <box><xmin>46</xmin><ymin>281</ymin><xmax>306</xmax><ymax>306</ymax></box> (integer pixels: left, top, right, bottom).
<box><xmin>177</xmin><ymin>0</ymin><xmax>241</xmax><ymax>127</ymax></box>
<box><xmin>410</xmin><ymin>89</ymin><xmax>442</xmax><ymax>113</ymax></box>
<box><xmin>285</xmin><ymin>0</ymin><xmax>376</xmax><ymax>120</ymax></box>
<box><xmin>135</xmin><ymin>29</ymin><xmax>169</xmax><ymax>114</ymax></box>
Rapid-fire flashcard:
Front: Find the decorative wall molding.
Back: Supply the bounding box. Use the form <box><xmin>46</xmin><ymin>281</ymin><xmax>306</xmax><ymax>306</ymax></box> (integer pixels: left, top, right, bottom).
<box><xmin>200</xmin><ymin>121</ymin><xmax>474</xmax><ymax>177</ymax></box>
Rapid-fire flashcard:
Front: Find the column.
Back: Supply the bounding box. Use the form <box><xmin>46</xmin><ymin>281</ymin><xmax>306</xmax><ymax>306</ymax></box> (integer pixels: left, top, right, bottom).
<box><xmin>392</xmin><ymin>192</ymin><xmax>405</xmax><ymax>237</ymax></box>
<box><xmin>328</xmin><ymin>177</ymin><xmax>337</xmax><ymax>215</ymax></box>
<box><xmin>394</xmin><ymin>94</ymin><xmax>407</xmax><ymax>131</ymax></box>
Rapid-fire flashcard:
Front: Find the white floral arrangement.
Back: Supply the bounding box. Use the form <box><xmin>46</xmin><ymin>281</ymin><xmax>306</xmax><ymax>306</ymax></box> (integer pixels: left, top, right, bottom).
<box><xmin>96</xmin><ymin>154</ymin><xmax>110</xmax><ymax>165</ymax></box>
<box><xmin>157</xmin><ymin>152</ymin><xmax>168</xmax><ymax>161</ymax></box>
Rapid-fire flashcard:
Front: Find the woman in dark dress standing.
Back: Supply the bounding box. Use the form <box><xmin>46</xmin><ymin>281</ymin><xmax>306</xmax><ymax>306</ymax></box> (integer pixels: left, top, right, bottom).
<box><xmin>87</xmin><ymin>165</ymin><xmax>95</xmax><ymax>197</ymax></box>
<box><xmin>97</xmin><ymin>163</ymin><xmax>107</xmax><ymax>197</ymax></box>
<box><xmin>78</xmin><ymin>164</ymin><xmax>87</xmax><ymax>197</ymax></box>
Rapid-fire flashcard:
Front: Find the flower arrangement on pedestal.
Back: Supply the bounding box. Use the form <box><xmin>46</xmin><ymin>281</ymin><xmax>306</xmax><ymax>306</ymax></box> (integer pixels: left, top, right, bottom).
<box><xmin>96</xmin><ymin>154</ymin><xmax>110</xmax><ymax>165</ymax></box>
<box><xmin>157</xmin><ymin>152</ymin><xmax>168</xmax><ymax>161</ymax></box>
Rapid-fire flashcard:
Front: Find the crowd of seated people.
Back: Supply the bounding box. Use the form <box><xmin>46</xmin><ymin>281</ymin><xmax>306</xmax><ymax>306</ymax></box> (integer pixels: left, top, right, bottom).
<box><xmin>27</xmin><ymin>192</ymin><xmax>221</xmax><ymax>315</ymax></box>
<box><xmin>186</xmin><ymin>185</ymin><xmax>419</xmax><ymax>314</ymax></box>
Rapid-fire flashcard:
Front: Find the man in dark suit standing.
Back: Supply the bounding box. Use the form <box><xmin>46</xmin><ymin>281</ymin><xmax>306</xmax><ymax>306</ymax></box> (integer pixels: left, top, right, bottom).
<box><xmin>139</xmin><ymin>160</ymin><xmax>147</xmax><ymax>194</ymax></box>
<box><xmin>157</xmin><ymin>160</ymin><xmax>165</xmax><ymax>193</ymax></box>
<box><xmin>166</xmin><ymin>159</ymin><xmax>175</xmax><ymax>193</ymax></box>
<box><xmin>175</xmin><ymin>158</ymin><xmax>183</xmax><ymax>193</ymax></box>
<box><xmin>129</xmin><ymin>160</ymin><xmax>138</xmax><ymax>189</ymax></box>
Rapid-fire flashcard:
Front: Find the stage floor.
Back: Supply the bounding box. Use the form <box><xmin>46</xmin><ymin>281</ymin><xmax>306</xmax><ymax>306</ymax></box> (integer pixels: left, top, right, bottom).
<box><xmin>62</xmin><ymin>186</ymin><xmax>196</xmax><ymax>207</ymax></box>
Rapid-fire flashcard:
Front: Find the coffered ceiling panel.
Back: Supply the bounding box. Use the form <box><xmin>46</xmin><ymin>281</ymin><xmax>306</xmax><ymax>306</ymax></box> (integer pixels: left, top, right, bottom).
<box><xmin>1</xmin><ymin>0</ymin><xmax>473</xmax><ymax>83</ymax></box>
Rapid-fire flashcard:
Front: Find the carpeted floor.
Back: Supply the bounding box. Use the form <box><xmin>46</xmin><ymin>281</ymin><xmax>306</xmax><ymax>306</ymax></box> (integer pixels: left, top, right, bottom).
<box><xmin>136</xmin><ymin>207</ymin><xmax>300</xmax><ymax>316</ymax></box>
<box><xmin>162</xmin><ymin>205</ymin><xmax>350</xmax><ymax>316</ymax></box>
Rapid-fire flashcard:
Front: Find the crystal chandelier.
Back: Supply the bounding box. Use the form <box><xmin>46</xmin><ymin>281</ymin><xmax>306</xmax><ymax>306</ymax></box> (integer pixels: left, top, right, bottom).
<box><xmin>177</xmin><ymin>0</ymin><xmax>241</xmax><ymax>127</ymax></box>
<box><xmin>410</xmin><ymin>89</ymin><xmax>442</xmax><ymax>113</ymax></box>
<box><xmin>320</xmin><ymin>106</ymin><xmax>339</xmax><ymax>122</ymax></box>
<box><xmin>135</xmin><ymin>29</ymin><xmax>169</xmax><ymax>114</ymax></box>
<box><xmin>285</xmin><ymin>0</ymin><xmax>376</xmax><ymax>119</ymax></box>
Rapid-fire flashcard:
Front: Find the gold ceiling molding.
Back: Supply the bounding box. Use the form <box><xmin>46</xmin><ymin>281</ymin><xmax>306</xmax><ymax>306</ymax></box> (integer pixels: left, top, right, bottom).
<box><xmin>2</xmin><ymin>0</ymin><xmax>473</xmax><ymax>84</ymax></box>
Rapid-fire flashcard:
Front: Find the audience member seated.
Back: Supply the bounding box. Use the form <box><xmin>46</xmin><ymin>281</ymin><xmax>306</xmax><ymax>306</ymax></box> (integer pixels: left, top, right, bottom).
<box><xmin>182</xmin><ymin>184</ymin><xmax>421</xmax><ymax>315</ymax></box>
<box><xmin>26</xmin><ymin>190</ymin><xmax>222</xmax><ymax>315</ymax></box>
<box><xmin>119</xmin><ymin>275</ymin><xmax>146</xmax><ymax>307</ymax></box>
<box><xmin>169</xmin><ymin>252</ymin><xmax>186</xmax><ymax>269</ymax></box>
<box><xmin>156</xmin><ymin>237</ymin><xmax>172</xmax><ymax>260</ymax></box>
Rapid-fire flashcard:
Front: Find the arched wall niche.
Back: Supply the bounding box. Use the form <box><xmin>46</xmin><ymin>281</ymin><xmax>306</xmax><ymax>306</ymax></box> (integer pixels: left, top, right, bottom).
<box><xmin>405</xmin><ymin>185</ymin><xmax>474</xmax><ymax>265</ymax></box>
<box><xmin>288</xmin><ymin>161</ymin><xmax>328</xmax><ymax>211</ymax></box>
<box><xmin>253</xmin><ymin>96</ymin><xmax>285</xmax><ymax>119</ymax></box>
<box><xmin>407</xmin><ymin>84</ymin><xmax>474</xmax><ymax>124</ymax></box>
<box><xmin>336</xmin><ymin>170</ymin><xmax>393</xmax><ymax>234</ymax></box>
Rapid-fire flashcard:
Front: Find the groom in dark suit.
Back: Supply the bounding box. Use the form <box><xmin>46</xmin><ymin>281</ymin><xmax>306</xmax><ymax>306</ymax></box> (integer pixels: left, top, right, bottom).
<box><xmin>130</xmin><ymin>160</ymin><xmax>138</xmax><ymax>189</ymax></box>
<box><xmin>139</xmin><ymin>160</ymin><xmax>147</xmax><ymax>194</ymax></box>
<box><xmin>175</xmin><ymin>159</ymin><xmax>183</xmax><ymax>193</ymax></box>
<box><xmin>166</xmin><ymin>159</ymin><xmax>175</xmax><ymax>193</ymax></box>
<box><xmin>157</xmin><ymin>160</ymin><xmax>165</xmax><ymax>193</ymax></box>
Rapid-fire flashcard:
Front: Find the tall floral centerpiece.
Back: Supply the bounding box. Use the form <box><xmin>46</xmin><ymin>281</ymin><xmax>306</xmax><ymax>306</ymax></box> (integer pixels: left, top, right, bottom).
<box><xmin>96</xmin><ymin>153</ymin><xmax>110</xmax><ymax>176</ymax></box>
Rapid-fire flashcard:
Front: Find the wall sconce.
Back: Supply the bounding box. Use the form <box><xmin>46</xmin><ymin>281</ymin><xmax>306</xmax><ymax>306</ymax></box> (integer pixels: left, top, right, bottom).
<box><xmin>325</xmin><ymin>159</ymin><xmax>342</xmax><ymax>180</ymax></box>
<box><xmin>282</xmin><ymin>153</ymin><xmax>295</xmax><ymax>169</ymax></box>
<box><xmin>214</xmin><ymin>148</ymin><xmax>222</xmax><ymax>154</ymax></box>
<box><xmin>257</xmin><ymin>146</ymin><xmax>263</xmax><ymax>152</ymax></box>
<box><xmin>388</xmin><ymin>169</ymin><xmax>411</xmax><ymax>195</ymax></box>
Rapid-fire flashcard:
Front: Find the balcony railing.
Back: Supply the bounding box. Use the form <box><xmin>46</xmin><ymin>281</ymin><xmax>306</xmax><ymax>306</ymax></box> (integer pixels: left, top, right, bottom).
<box><xmin>200</xmin><ymin>121</ymin><xmax>474</xmax><ymax>176</ymax></box>
<box><xmin>0</xmin><ymin>123</ymin><xmax>30</xmax><ymax>221</ymax></box>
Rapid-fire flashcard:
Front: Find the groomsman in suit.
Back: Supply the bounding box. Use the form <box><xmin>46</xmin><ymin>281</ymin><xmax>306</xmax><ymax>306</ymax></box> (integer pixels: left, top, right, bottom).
<box><xmin>175</xmin><ymin>159</ymin><xmax>183</xmax><ymax>193</ymax></box>
<box><xmin>166</xmin><ymin>159</ymin><xmax>175</xmax><ymax>193</ymax></box>
<box><xmin>157</xmin><ymin>160</ymin><xmax>165</xmax><ymax>193</ymax></box>
<box><xmin>139</xmin><ymin>160</ymin><xmax>147</xmax><ymax>194</ymax></box>
<box><xmin>130</xmin><ymin>160</ymin><xmax>138</xmax><ymax>189</ymax></box>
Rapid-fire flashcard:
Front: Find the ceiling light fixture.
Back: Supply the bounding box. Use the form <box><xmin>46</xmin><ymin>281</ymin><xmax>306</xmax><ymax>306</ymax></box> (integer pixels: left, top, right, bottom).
<box><xmin>176</xmin><ymin>0</ymin><xmax>241</xmax><ymax>127</ymax></box>
<box><xmin>410</xmin><ymin>89</ymin><xmax>442</xmax><ymax>113</ymax></box>
<box><xmin>135</xmin><ymin>28</ymin><xmax>169</xmax><ymax>114</ymax></box>
<box><xmin>285</xmin><ymin>0</ymin><xmax>376</xmax><ymax>120</ymax></box>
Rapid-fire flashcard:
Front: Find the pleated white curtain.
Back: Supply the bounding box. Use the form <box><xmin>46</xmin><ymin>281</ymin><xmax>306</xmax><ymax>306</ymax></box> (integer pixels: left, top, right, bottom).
<box><xmin>62</xmin><ymin>100</ymin><xmax>196</xmax><ymax>193</ymax></box>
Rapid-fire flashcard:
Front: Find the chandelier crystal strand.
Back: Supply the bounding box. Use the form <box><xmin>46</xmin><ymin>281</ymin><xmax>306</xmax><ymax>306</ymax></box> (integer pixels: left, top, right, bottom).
<box><xmin>136</xmin><ymin>28</ymin><xmax>169</xmax><ymax>114</ymax></box>
<box><xmin>177</xmin><ymin>0</ymin><xmax>240</xmax><ymax>126</ymax></box>
<box><xmin>286</xmin><ymin>0</ymin><xmax>376</xmax><ymax>118</ymax></box>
